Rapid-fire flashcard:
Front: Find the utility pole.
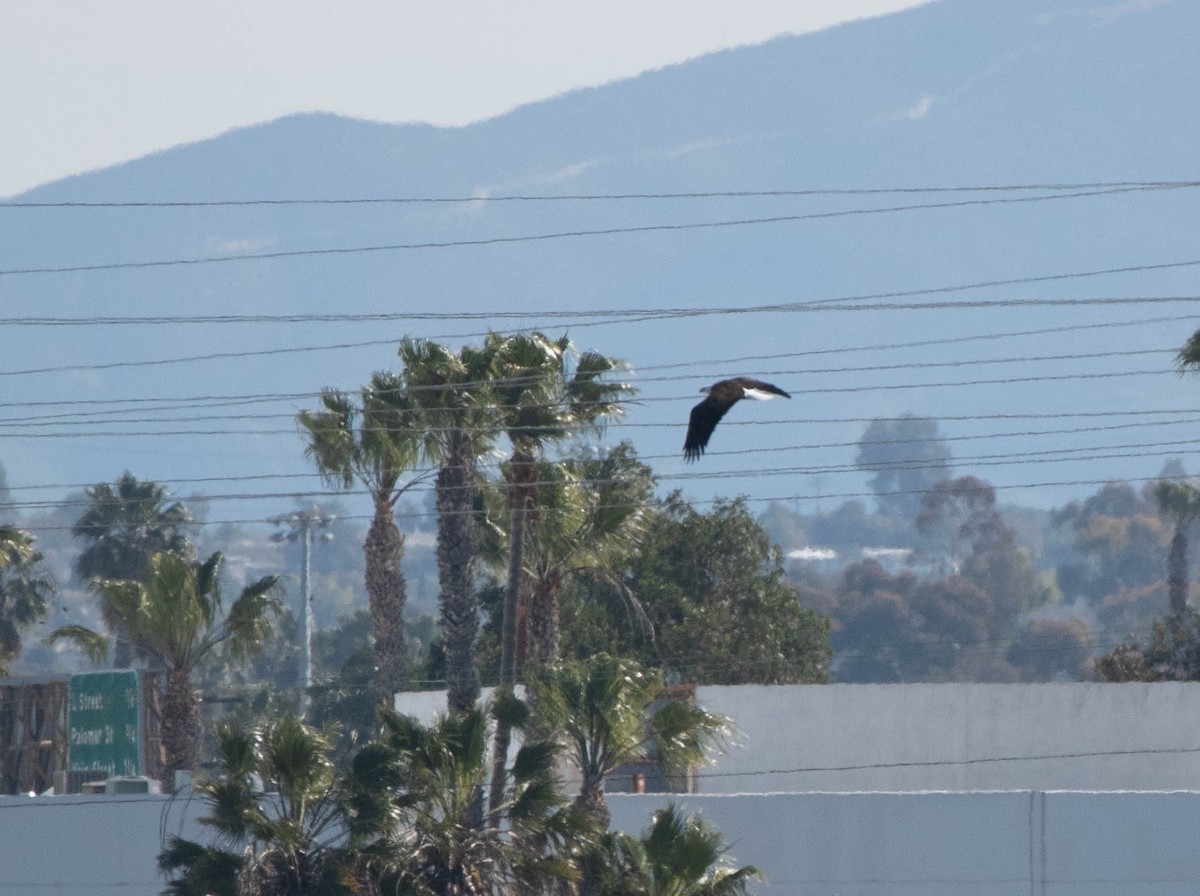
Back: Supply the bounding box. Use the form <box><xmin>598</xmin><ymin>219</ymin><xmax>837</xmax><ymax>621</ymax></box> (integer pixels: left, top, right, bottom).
<box><xmin>270</xmin><ymin>506</ymin><xmax>335</xmax><ymax>715</ymax></box>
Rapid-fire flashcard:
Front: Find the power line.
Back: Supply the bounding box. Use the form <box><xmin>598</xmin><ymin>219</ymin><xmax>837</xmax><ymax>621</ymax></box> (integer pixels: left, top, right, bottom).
<box><xmin>4</xmin><ymin>460</ymin><xmax>1192</xmax><ymax>523</ymax></box>
<box><xmin>3</xmin><ymin>412</ymin><xmax>1197</xmax><ymax>497</ymax></box>
<box><xmin>4</xmin><ymin>179</ymin><xmax>1194</xmax><ymax>208</ymax></box>
<box><xmin>0</xmin><ymin>364</ymin><xmax>1171</xmax><ymax>439</ymax></box>
<box><xmin>1</xmin><ymin>186</ymin><xmax>1189</xmax><ymax>277</ymax></box>
<box><xmin>0</xmin><ymin>339</ymin><xmax>1173</xmax><ymax>394</ymax></box>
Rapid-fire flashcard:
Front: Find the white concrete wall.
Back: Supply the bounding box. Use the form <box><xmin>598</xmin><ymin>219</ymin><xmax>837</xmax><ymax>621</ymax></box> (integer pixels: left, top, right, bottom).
<box><xmin>609</xmin><ymin>790</ymin><xmax>1200</xmax><ymax>896</ymax></box>
<box><xmin>0</xmin><ymin>791</ymin><xmax>203</xmax><ymax>896</ymax></box>
<box><xmin>693</xmin><ymin>683</ymin><xmax>1200</xmax><ymax>792</ymax></box>
<box><xmin>4</xmin><ymin>787</ymin><xmax>1200</xmax><ymax>894</ymax></box>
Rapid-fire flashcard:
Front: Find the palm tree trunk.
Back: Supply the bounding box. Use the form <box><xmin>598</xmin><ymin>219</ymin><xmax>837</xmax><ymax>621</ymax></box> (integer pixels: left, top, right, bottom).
<box><xmin>365</xmin><ymin>497</ymin><xmax>408</xmax><ymax>705</ymax></box>
<box><xmin>491</xmin><ymin>450</ymin><xmax>536</xmax><ymax>817</ymax></box>
<box><xmin>526</xmin><ymin>572</ymin><xmax>561</xmax><ymax>667</ymax></box>
<box><xmin>499</xmin><ymin>450</ymin><xmax>536</xmax><ymax>686</ymax></box>
<box><xmin>1169</xmin><ymin>525</ymin><xmax>1189</xmax><ymax>615</ymax></box>
<box><xmin>437</xmin><ymin>432</ymin><xmax>480</xmax><ymax>715</ymax></box>
<box><xmin>160</xmin><ymin>668</ymin><xmax>201</xmax><ymax>785</ymax></box>
<box><xmin>576</xmin><ymin>772</ymin><xmax>610</xmax><ymax>829</ymax></box>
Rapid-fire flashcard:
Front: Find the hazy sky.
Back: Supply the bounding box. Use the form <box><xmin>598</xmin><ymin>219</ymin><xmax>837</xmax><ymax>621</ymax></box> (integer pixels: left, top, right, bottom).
<box><xmin>1</xmin><ymin>1</ymin><xmax>930</xmax><ymax>198</ymax></box>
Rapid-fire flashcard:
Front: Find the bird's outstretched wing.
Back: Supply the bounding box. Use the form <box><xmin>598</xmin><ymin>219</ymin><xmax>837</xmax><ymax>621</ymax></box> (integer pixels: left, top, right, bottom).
<box><xmin>738</xmin><ymin>378</ymin><xmax>791</xmax><ymax>400</ymax></box>
<box><xmin>684</xmin><ymin>395</ymin><xmax>729</xmax><ymax>461</ymax></box>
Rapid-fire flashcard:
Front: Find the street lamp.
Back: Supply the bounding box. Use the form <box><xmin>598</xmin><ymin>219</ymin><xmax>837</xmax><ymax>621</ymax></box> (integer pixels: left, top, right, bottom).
<box><xmin>270</xmin><ymin>506</ymin><xmax>335</xmax><ymax>715</ymax></box>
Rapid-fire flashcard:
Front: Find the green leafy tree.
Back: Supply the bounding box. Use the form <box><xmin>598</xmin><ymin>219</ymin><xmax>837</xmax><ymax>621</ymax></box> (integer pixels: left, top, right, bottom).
<box><xmin>830</xmin><ymin>559</ymin><xmax>920</xmax><ymax>682</ymax></box>
<box><xmin>855</xmin><ymin>414</ymin><xmax>952</xmax><ymax>520</ymax></box>
<box><xmin>49</xmin><ymin>551</ymin><xmax>281</xmax><ymax>780</ymax></box>
<box><xmin>594</xmin><ymin>803</ymin><xmax>759</xmax><ymax>896</ymax></box>
<box><xmin>307</xmin><ymin>608</ymin><xmax>376</xmax><ymax>748</ymax></box>
<box><xmin>0</xmin><ymin>526</ymin><xmax>54</xmax><ymax>676</ymax></box>
<box><xmin>1007</xmin><ymin>617</ymin><xmax>1093</xmax><ymax>681</ymax></box>
<box><xmin>72</xmin><ymin>472</ymin><xmax>194</xmax><ymax>666</ymax></box>
<box><xmin>627</xmin><ymin>493</ymin><xmax>831</xmax><ymax>685</ymax></box>
<box><xmin>1095</xmin><ymin>609</ymin><xmax>1200</xmax><ymax>682</ymax></box>
<box><xmin>1053</xmin><ymin>481</ymin><xmax>1165</xmax><ymax>608</ymax></box>
<box><xmin>916</xmin><ymin>476</ymin><xmax>1005</xmax><ymax>574</ymax></box>
<box><xmin>299</xmin><ymin>372</ymin><xmax>427</xmax><ymax>703</ymax></box>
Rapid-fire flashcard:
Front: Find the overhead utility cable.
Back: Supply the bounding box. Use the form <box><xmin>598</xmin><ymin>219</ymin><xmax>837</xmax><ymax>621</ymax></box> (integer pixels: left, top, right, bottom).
<box><xmin>0</xmin><ymin>185</ymin><xmax>1186</xmax><ymax>277</ymax></box>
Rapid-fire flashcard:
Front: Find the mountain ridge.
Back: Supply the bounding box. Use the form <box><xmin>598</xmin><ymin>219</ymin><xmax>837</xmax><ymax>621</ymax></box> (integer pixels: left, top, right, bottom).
<box><xmin>3</xmin><ymin>0</ymin><xmax>1198</xmax><ymax>529</ymax></box>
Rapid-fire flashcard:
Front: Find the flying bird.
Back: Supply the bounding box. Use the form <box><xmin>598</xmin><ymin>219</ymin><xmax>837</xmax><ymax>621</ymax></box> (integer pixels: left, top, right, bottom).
<box><xmin>683</xmin><ymin>377</ymin><xmax>791</xmax><ymax>462</ymax></box>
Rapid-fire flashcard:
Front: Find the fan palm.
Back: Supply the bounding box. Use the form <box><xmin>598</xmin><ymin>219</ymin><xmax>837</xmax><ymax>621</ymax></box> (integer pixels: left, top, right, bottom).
<box><xmin>71</xmin><ymin>472</ymin><xmax>193</xmax><ymax>666</ymax></box>
<box><xmin>399</xmin><ymin>337</ymin><xmax>498</xmax><ymax>715</ymax></box>
<box><xmin>488</xmin><ymin>333</ymin><xmax>635</xmax><ymax>687</ymax></box>
<box><xmin>487</xmin><ymin>333</ymin><xmax>634</xmax><ymax>818</ymax></box>
<box><xmin>49</xmin><ymin>551</ymin><xmax>281</xmax><ymax>780</ymax></box>
<box><xmin>353</xmin><ymin>704</ymin><xmax>594</xmax><ymax>896</ymax></box>
<box><xmin>159</xmin><ymin>715</ymin><xmax>364</xmax><ymax>896</ymax></box>
<box><xmin>527</xmin><ymin>654</ymin><xmax>729</xmax><ymax>830</ymax></box>
<box><xmin>1175</xmin><ymin>329</ymin><xmax>1200</xmax><ymax>372</ymax></box>
<box><xmin>299</xmin><ymin>372</ymin><xmax>427</xmax><ymax>704</ymax></box>
<box><xmin>0</xmin><ymin>526</ymin><xmax>54</xmax><ymax>676</ymax></box>
<box><xmin>595</xmin><ymin>803</ymin><xmax>759</xmax><ymax>896</ymax></box>
<box><xmin>519</xmin><ymin>443</ymin><xmax>654</xmax><ymax>667</ymax></box>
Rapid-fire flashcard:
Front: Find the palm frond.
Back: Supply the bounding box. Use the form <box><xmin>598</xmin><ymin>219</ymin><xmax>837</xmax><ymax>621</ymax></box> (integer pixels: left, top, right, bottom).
<box><xmin>44</xmin><ymin>624</ymin><xmax>109</xmax><ymax>665</ymax></box>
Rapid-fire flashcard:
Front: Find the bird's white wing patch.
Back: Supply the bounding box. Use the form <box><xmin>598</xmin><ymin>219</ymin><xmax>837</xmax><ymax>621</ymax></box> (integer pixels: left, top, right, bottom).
<box><xmin>742</xmin><ymin>387</ymin><xmax>779</xmax><ymax>401</ymax></box>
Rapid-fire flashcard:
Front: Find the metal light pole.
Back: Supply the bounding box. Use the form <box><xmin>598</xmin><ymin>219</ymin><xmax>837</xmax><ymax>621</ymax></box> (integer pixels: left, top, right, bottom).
<box><xmin>270</xmin><ymin>506</ymin><xmax>335</xmax><ymax>715</ymax></box>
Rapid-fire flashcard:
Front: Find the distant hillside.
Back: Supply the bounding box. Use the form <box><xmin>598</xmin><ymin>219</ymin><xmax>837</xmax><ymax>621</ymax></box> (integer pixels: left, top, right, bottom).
<box><xmin>3</xmin><ymin>0</ymin><xmax>1199</xmax><ymax>535</ymax></box>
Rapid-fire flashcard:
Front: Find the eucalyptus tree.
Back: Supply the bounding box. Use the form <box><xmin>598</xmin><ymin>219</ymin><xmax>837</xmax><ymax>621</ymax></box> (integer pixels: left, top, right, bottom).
<box><xmin>49</xmin><ymin>551</ymin><xmax>281</xmax><ymax>781</ymax></box>
<box><xmin>398</xmin><ymin>337</ymin><xmax>497</xmax><ymax>715</ymax></box>
<box><xmin>0</xmin><ymin>526</ymin><xmax>54</xmax><ymax>676</ymax></box>
<box><xmin>72</xmin><ymin>472</ymin><xmax>194</xmax><ymax>666</ymax></box>
<box><xmin>1153</xmin><ymin>479</ymin><xmax>1200</xmax><ymax>614</ymax></box>
<box><xmin>299</xmin><ymin>372</ymin><xmax>427</xmax><ymax>704</ymax></box>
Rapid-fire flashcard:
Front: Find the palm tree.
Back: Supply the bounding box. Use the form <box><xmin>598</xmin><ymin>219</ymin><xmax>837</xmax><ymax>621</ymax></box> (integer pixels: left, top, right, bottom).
<box><xmin>489</xmin><ymin>333</ymin><xmax>635</xmax><ymax>688</ymax></box>
<box><xmin>519</xmin><ymin>443</ymin><xmax>654</xmax><ymax>667</ymax></box>
<box><xmin>299</xmin><ymin>372</ymin><xmax>427</xmax><ymax>704</ymax></box>
<box><xmin>159</xmin><ymin>716</ymin><xmax>365</xmax><ymax>896</ymax></box>
<box><xmin>595</xmin><ymin>803</ymin><xmax>759</xmax><ymax>896</ymax></box>
<box><xmin>0</xmin><ymin>526</ymin><xmax>54</xmax><ymax>676</ymax></box>
<box><xmin>72</xmin><ymin>471</ymin><xmax>194</xmax><ymax>666</ymax></box>
<box><xmin>355</xmin><ymin>704</ymin><xmax>594</xmax><ymax>896</ymax></box>
<box><xmin>527</xmin><ymin>654</ymin><xmax>729</xmax><ymax>830</ymax></box>
<box><xmin>49</xmin><ymin>551</ymin><xmax>281</xmax><ymax>781</ymax></box>
<box><xmin>1175</xmin><ymin>329</ymin><xmax>1200</xmax><ymax>372</ymax></box>
<box><xmin>399</xmin><ymin>337</ymin><xmax>497</xmax><ymax>716</ymax></box>
<box><xmin>1153</xmin><ymin>479</ymin><xmax>1200</xmax><ymax>614</ymax></box>
<box><xmin>487</xmin><ymin>333</ymin><xmax>634</xmax><ymax>817</ymax></box>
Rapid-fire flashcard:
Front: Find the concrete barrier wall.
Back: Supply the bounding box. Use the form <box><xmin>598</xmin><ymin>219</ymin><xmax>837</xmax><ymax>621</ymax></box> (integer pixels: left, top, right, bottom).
<box><xmin>609</xmin><ymin>790</ymin><xmax>1200</xmax><ymax>896</ymax></box>
<box><xmin>4</xmin><ymin>789</ymin><xmax>1199</xmax><ymax>895</ymax></box>
<box><xmin>0</xmin><ymin>791</ymin><xmax>204</xmax><ymax>896</ymax></box>
<box><xmin>693</xmin><ymin>683</ymin><xmax>1200</xmax><ymax>792</ymax></box>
